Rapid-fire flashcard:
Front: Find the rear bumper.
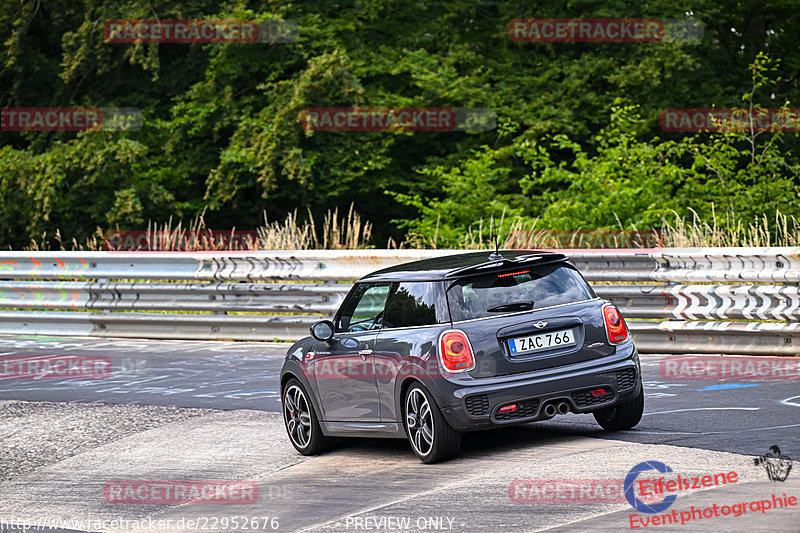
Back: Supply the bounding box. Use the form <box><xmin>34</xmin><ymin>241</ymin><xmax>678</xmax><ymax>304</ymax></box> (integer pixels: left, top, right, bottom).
<box><xmin>439</xmin><ymin>344</ymin><xmax>641</xmax><ymax>431</ymax></box>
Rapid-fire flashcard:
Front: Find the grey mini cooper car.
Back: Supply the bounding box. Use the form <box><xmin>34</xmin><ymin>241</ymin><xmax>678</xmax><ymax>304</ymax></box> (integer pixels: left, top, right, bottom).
<box><xmin>280</xmin><ymin>251</ymin><xmax>643</xmax><ymax>463</ymax></box>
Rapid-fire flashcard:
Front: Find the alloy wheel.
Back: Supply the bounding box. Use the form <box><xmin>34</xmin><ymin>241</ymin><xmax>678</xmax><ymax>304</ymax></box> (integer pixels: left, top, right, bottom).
<box><xmin>284</xmin><ymin>384</ymin><xmax>312</xmax><ymax>448</ymax></box>
<box><xmin>405</xmin><ymin>388</ymin><xmax>434</xmax><ymax>456</ymax></box>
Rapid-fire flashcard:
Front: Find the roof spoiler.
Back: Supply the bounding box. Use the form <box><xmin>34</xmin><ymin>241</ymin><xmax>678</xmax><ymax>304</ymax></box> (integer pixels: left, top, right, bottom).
<box><xmin>444</xmin><ymin>252</ymin><xmax>568</xmax><ymax>278</ymax></box>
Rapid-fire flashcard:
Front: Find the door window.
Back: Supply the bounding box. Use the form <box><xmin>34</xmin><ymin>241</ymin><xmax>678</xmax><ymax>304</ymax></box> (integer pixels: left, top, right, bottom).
<box><xmin>382</xmin><ymin>282</ymin><xmax>444</xmax><ymax>328</ymax></box>
<box><xmin>336</xmin><ymin>282</ymin><xmax>391</xmax><ymax>332</ymax></box>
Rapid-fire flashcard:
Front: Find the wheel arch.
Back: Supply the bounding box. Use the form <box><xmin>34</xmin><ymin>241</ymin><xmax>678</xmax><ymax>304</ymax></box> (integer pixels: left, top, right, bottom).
<box><xmin>394</xmin><ymin>368</ymin><xmax>449</xmax><ymax>425</ymax></box>
<box><xmin>280</xmin><ymin>368</ymin><xmax>328</xmax><ymax>426</ymax></box>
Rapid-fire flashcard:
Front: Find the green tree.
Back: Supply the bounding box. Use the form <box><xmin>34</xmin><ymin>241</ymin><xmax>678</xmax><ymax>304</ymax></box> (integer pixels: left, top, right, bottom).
<box><xmin>2</xmin><ymin>0</ymin><xmax>800</xmax><ymax>248</ymax></box>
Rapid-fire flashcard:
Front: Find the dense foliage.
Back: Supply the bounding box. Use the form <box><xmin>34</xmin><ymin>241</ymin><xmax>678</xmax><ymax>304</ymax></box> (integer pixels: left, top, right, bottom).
<box><xmin>1</xmin><ymin>0</ymin><xmax>799</xmax><ymax>248</ymax></box>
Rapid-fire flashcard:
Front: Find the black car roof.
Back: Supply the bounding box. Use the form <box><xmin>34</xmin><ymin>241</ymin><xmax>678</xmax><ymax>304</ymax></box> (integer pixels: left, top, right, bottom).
<box><xmin>361</xmin><ymin>250</ymin><xmax>570</xmax><ymax>282</ymax></box>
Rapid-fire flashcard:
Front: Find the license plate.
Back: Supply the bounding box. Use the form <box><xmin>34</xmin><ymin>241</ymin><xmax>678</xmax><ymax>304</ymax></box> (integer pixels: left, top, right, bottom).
<box><xmin>508</xmin><ymin>328</ymin><xmax>576</xmax><ymax>355</ymax></box>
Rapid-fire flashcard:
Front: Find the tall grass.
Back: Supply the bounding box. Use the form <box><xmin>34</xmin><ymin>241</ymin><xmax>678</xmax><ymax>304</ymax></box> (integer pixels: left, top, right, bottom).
<box><xmin>25</xmin><ymin>227</ymin><xmax>106</xmax><ymax>251</ymax></box>
<box><xmin>22</xmin><ymin>205</ymin><xmax>800</xmax><ymax>251</ymax></box>
<box><xmin>24</xmin><ymin>204</ymin><xmax>373</xmax><ymax>251</ymax></box>
<box><xmin>434</xmin><ymin>209</ymin><xmax>799</xmax><ymax>249</ymax></box>
<box><xmin>411</xmin><ymin>214</ymin><xmax>659</xmax><ymax>250</ymax></box>
<box><xmin>661</xmin><ymin>208</ymin><xmax>800</xmax><ymax>247</ymax></box>
<box><xmin>258</xmin><ymin>204</ymin><xmax>372</xmax><ymax>249</ymax></box>
<box><xmin>143</xmin><ymin>210</ymin><xmax>259</xmax><ymax>251</ymax></box>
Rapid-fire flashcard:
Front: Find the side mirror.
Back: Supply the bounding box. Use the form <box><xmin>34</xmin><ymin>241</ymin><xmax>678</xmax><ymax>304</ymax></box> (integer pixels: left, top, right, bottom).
<box><xmin>310</xmin><ymin>320</ymin><xmax>335</xmax><ymax>342</ymax></box>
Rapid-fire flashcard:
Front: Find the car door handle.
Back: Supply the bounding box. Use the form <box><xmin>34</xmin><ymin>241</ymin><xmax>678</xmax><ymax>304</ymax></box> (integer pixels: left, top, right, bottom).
<box><xmin>358</xmin><ymin>349</ymin><xmax>373</xmax><ymax>355</ymax></box>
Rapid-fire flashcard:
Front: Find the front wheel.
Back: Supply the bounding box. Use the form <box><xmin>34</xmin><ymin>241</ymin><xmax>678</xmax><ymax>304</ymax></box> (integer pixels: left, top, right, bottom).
<box><xmin>593</xmin><ymin>386</ymin><xmax>644</xmax><ymax>431</ymax></box>
<box><xmin>282</xmin><ymin>378</ymin><xmax>334</xmax><ymax>455</ymax></box>
<box><xmin>404</xmin><ymin>383</ymin><xmax>461</xmax><ymax>464</ymax></box>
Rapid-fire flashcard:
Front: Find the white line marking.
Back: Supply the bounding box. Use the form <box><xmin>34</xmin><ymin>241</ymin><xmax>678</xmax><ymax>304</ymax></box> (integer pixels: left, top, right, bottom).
<box><xmin>622</xmin><ymin>424</ymin><xmax>800</xmax><ymax>437</ymax></box>
<box><xmin>642</xmin><ymin>407</ymin><xmax>759</xmax><ymax>416</ymax></box>
<box><xmin>705</xmin><ymin>423</ymin><xmax>800</xmax><ymax>434</ymax></box>
<box><xmin>780</xmin><ymin>395</ymin><xmax>800</xmax><ymax>407</ymax></box>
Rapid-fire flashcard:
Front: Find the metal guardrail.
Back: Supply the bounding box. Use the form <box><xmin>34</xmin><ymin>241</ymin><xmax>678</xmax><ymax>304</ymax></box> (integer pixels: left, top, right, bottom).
<box><xmin>569</xmin><ymin>248</ymin><xmax>800</xmax><ymax>283</ymax></box>
<box><xmin>0</xmin><ymin>281</ymin><xmax>349</xmax><ymax>313</ymax></box>
<box><xmin>0</xmin><ymin>250</ymin><xmax>445</xmax><ymax>281</ymax></box>
<box><xmin>0</xmin><ymin>310</ymin><xmax>313</xmax><ymax>341</ymax></box>
<box><xmin>627</xmin><ymin>321</ymin><xmax>799</xmax><ymax>356</ymax></box>
<box><xmin>2</xmin><ymin>247</ymin><xmax>798</xmax><ymax>282</ymax></box>
<box><xmin>596</xmin><ymin>284</ymin><xmax>800</xmax><ymax>321</ymax></box>
<box><xmin>0</xmin><ymin>248</ymin><xmax>798</xmax><ymax>354</ymax></box>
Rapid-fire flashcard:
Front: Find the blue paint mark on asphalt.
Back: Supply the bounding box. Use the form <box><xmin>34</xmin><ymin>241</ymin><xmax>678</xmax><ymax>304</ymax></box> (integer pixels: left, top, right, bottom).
<box><xmin>699</xmin><ymin>383</ymin><xmax>759</xmax><ymax>391</ymax></box>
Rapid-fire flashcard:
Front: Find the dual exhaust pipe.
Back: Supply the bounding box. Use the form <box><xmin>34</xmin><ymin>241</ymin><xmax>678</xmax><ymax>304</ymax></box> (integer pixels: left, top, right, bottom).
<box><xmin>543</xmin><ymin>400</ymin><xmax>571</xmax><ymax>419</ymax></box>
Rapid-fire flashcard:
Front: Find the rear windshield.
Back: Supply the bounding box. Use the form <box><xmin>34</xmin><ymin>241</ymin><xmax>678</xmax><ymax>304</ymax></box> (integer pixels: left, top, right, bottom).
<box><xmin>445</xmin><ymin>263</ymin><xmax>596</xmax><ymax>322</ymax></box>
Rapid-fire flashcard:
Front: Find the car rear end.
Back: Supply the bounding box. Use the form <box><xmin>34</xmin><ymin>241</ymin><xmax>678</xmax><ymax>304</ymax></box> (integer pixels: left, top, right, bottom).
<box><xmin>433</xmin><ymin>254</ymin><xmax>642</xmax><ymax>431</ymax></box>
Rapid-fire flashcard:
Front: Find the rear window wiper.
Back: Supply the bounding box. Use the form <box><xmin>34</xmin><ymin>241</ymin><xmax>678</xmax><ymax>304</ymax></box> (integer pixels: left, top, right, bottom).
<box><xmin>486</xmin><ymin>301</ymin><xmax>535</xmax><ymax>312</ymax></box>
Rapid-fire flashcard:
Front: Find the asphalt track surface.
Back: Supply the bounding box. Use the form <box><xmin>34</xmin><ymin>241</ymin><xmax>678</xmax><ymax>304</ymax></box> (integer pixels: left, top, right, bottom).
<box><xmin>0</xmin><ymin>334</ymin><xmax>798</xmax><ymax>533</ymax></box>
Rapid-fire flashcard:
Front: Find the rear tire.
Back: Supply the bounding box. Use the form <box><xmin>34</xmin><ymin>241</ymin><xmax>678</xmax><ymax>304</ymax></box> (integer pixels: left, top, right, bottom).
<box><xmin>282</xmin><ymin>378</ymin><xmax>334</xmax><ymax>455</ymax></box>
<box><xmin>593</xmin><ymin>386</ymin><xmax>644</xmax><ymax>431</ymax></box>
<box><xmin>404</xmin><ymin>383</ymin><xmax>461</xmax><ymax>464</ymax></box>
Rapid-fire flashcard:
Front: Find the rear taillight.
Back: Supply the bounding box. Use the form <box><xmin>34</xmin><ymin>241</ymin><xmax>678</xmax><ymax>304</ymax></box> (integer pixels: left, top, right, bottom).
<box><xmin>603</xmin><ymin>304</ymin><xmax>629</xmax><ymax>344</ymax></box>
<box><xmin>439</xmin><ymin>330</ymin><xmax>475</xmax><ymax>373</ymax></box>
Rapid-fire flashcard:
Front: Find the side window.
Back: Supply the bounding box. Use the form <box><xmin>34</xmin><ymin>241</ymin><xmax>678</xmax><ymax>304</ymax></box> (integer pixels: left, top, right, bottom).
<box><xmin>382</xmin><ymin>282</ymin><xmax>441</xmax><ymax>329</ymax></box>
<box><xmin>336</xmin><ymin>283</ymin><xmax>391</xmax><ymax>333</ymax></box>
